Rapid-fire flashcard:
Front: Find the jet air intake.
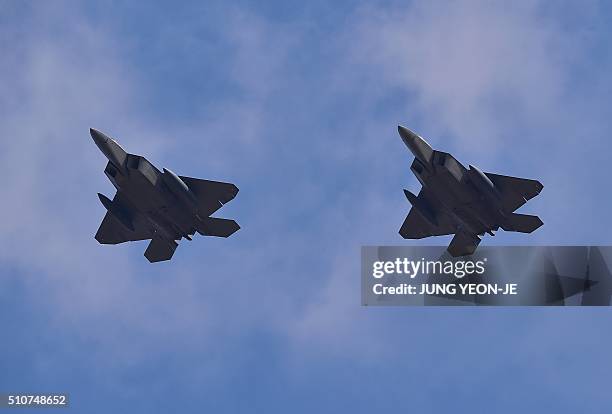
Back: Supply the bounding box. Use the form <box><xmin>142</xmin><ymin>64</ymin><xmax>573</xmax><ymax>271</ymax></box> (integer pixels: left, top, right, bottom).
<box><xmin>161</xmin><ymin>168</ymin><xmax>198</xmax><ymax>210</ymax></box>
<box><xmin>468</xmin><ymin>165</ymin><xmax>502</xmax><ymax>203</ymax></box>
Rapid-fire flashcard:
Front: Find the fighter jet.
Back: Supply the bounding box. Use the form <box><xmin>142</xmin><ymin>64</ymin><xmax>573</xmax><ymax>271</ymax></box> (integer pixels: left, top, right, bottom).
<box><xmin>90</xmin><ymin>128</ymin><xmax>239</xmax><ymax>262</ymax></box>
<box><xmin>397</xmin><ymin>125</ymin><xmax>543</xmax><ymax>257</ymax></box>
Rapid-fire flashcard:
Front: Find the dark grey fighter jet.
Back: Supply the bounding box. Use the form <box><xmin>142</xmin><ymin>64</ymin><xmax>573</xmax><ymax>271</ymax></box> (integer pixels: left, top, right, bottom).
<box><xmin>397</xmin><ymin>125</ymin><xmax>543</xmax><ymax>257</ymax></box>
<box><xmin>90</xmin><ymin>128</ymin><xmax>239</xmax><ymax>262</ymax></box>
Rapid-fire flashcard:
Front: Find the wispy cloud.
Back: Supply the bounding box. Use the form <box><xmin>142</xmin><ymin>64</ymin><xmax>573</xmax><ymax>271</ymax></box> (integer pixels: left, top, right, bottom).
<box><xmin>346</xmin><ymin>1</ymin><xmax>590</xmax><ymax>153</ymax></box>
<box><xmin>2</xmin><ymin>1</ymin><xmax>612</xmax><ymax>411</ymax></box>
<box><xmin>290</xmin><ymin>0</ymin><xmax>612</xmax><ymax>356</ymax></box>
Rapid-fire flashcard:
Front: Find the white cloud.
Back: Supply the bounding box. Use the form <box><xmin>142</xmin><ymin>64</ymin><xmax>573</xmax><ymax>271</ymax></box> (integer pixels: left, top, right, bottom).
<box><xmin>3</xmin><ymin>3</ymin><xmax>612</xmax><ymax>396</ymax></box>
<box><xmin>345</xmin><ymin>0</ymin><xmax>590</xmax><ymax>155</ymax></box>
<box><xmin>0</xmin><ymin>3</ymin><xmax>300</xmax><ymax>368</ymax></box>
<box><xmin>288</xmin><ymin>0</ymin><xmax>612</xmax><ymax>357</ymax></box>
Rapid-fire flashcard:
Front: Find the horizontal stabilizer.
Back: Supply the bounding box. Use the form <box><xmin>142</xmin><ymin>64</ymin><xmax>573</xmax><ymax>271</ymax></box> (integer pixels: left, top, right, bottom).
<box><xmin>196</xmin><ymin>217</ymin><xmax>240</xmax><ymax>238</ymax></box>
<box><xmin>501</xmin><ymin>213</ymin><xmax>543</xmax><ymax>233</ymax></box>
<box><xmin>448</xmin><ymin>232</ymin><xmax>481</xmax><ymax>257</ymax></box>
<box><xmin>144</xmin><ymin>236</ymin><xmax>178</xmax><ymax>263</ymax></box>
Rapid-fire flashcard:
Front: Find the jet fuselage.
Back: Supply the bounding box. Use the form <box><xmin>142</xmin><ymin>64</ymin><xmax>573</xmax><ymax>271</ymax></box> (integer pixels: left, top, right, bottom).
<box><xmin>91</xmin><ymin>128</ymin><xmax>239</xmax><ymax>262</ymax></box>
<box><xmin>410</xmin><ymin>153</ymin><xmax>505</xmax><ymax>236</ymax></box>
<box><xmin>397</xmin><ymin>125</ymin><xmax>543</xmax><ymax>256</ymax></box>
<box><xmin>106</xmin><ymin>152</ymin><xmax>199</xmax><ymax>241</ymax></box>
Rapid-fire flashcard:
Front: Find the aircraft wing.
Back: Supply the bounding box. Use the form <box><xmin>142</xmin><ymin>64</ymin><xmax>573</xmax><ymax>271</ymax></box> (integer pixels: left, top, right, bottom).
<box><xmin>179</xmin><ymin>176</ymin><xmax>239</xmax><ymax>216</ymax></box>
<box><xmin>484</xmin><ymin>172</ymin><xmax>543</xmax><ymax>212</ymax></box>
<box><xmin>95</xmin><ymin>192</ymin><xmax>154</xmax><ymax>244</ymax></box>
<box><xmin>399</xmin><ymin>188</ymin><xmax>456</xmax><ymax>239</ymax></box>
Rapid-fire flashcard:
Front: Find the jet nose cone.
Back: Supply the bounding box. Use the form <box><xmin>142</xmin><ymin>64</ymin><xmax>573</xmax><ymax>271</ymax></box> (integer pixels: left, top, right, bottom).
<box><xmin>398</xmin><ymin>125</ymin><xmax>418</xmax><ymax>143</ymax></box>
<box><xmin>398</xmin><ymin>125</ymin><xmax>434</xmax><ymax>164</ymax></box>
<box><xmin>90</xmin><ymin>128</ymin><xmax>109</xmax><ymax>147</ymax></box>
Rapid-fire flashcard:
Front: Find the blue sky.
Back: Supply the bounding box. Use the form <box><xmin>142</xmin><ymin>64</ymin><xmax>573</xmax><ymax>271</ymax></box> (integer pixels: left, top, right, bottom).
<box><xmin>2</xmin><ymin>0</ymin><xmax>612</xmax><ymax>412</ymax></box>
